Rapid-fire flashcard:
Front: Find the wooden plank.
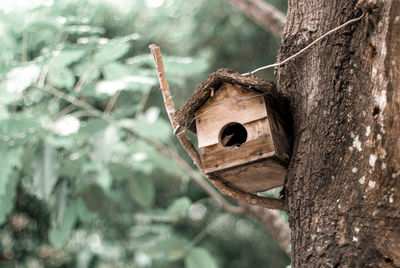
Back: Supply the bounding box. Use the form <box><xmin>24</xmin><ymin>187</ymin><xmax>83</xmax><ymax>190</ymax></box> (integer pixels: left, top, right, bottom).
<box><xmin>201</xmin><ymin>136</ymin><xmax>275</xmax><ymax>173</ymax></box>
<box><xmin>212</xmin><ymin>158</ymin><xmax>286</xmax><ymax>193</ymax></box>
<box><xmin>200</xmin><ymin>117</ymin><xmax>271</xmax><ymax>154</ymax></box>
<box><xmin>195</xmin><ymin>83</ymin><xmax>267</xmax><ymax>147</ymax></box>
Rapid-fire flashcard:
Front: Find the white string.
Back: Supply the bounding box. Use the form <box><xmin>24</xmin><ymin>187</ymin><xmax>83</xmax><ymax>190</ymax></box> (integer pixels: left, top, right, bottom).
<box><xmin>242</xmin><ymin>12</ymin><xmax>364</xmax><ymax>76</ymax></box>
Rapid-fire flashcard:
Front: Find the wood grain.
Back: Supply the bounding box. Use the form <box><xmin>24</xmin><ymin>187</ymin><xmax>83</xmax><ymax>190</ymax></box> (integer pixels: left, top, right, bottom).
<box><xmin>195</xmin><ymin>83</ymin><xmax>267</xmax><ymax>147</ymax></box>
<box><xmin>202</xmin><ymin>136</ymin><xmax>275</xmax><ymax>173</ymax></box>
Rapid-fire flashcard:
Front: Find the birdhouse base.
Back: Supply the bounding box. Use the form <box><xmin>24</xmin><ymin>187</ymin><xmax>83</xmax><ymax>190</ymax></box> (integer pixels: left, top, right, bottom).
<box><xmin>209</xmin><ymin>158</ymin><xmax>286</xmax><ymax>193</ymax></box>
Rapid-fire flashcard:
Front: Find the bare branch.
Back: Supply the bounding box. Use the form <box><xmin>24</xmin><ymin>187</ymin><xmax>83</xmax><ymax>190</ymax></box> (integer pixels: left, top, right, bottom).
<box><xmin>149</xmin><ymin>44</ymin><xmax>205</xmax><ymax>172</ymax></box>
<box><xmin>212</xmin><ymin>180</ymin><xmax>285</xmax><ymax>210</ymax></box>
<box><xmin>22</xmin><ymin>29</ymin><xmax>28</xmax><ymax>64</ymax></box>
<box><xmin>227</xmin><ymin>0</ymin><xmax>286</xmax><ymax>38</ymax></box>
<box><xmin>74</xmin><ymin>63</ymin><xmax>96</xmax><ymax>92</ymax></box>
<box><xmin>241</xmin><ymin>202</ymin><xmax>290</xmax><ymax>252</ymax></box>
<box><xmin>104</xmin><ymin>90</ymin><xmax>121</xmax><ymax>115</ymax></box>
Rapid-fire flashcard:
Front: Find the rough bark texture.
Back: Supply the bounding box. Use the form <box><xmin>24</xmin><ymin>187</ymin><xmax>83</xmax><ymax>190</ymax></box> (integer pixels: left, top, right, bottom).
<box><xmin>278</xmin><ymin>0</ymin><xmax>400</xmax><ymax>267</ymax></box>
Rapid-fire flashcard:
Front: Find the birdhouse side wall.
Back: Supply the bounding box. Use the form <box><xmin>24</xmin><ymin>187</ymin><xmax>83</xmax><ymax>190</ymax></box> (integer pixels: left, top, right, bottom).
<box><xmin>264</xmin><ymin>97</ymin><xmax>292</xmax><ymax>165</ymax></box>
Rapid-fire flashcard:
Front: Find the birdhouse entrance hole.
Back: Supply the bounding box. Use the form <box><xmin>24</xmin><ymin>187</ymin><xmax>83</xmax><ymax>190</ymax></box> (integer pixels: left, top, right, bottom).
<box><xmin>219</xmin><ymin>122</ymin><xmax>247</xmax><ymax>148</ymax></box>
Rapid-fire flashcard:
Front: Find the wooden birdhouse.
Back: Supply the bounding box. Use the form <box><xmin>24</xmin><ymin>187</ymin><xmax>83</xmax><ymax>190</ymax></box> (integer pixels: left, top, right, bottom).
<box><xmin>174</xmin><ymin>69</ymin><xmax>292</xmax><ymax>193</ymax></box>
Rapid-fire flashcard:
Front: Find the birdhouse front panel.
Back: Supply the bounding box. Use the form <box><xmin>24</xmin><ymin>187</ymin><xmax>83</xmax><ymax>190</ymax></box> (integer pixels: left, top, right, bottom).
<box><xmin>194</xmin><ymin>82</ymin><xmax>276</xmax><ymax>175</ymax></box>
<box><xmin>195</xmin><ymin>83</ymin><xmax>270</xmax><ymax>148</ymax></box>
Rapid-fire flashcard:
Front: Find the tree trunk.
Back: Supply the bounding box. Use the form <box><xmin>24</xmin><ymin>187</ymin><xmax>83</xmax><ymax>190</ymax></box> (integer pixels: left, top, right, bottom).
<box><xmin>278</xmin><ymin>0</ymin><xmax>400</xmax><ymax>267</ymax></box>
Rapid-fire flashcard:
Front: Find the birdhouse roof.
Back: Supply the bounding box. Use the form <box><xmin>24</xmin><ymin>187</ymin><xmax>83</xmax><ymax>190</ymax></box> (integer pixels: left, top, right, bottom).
<box><xmin>173</xmin><ymin>68</ymin><xmax>278</xmax><ymax>133</ymax></box>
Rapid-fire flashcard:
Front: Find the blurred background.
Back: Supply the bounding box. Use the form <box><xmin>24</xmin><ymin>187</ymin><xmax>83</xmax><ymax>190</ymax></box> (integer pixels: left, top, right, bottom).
<box><xmin>0</xmin><ymin>0</ymin><xmax>289</xmax><ymax>267</ymax></box>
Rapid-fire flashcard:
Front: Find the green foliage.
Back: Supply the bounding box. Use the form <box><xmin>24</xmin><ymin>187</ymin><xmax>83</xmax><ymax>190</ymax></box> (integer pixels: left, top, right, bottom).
<box><xmin>49</xmin><ymin>201</ymin><xmax>78</xmax><ymax>248</ymax></box>
<box><xmin>140</xmin><ymin>236</ymin><xmax>187</xmax><ymax>261</ymax></box>
<box><xmin>167</xmin><ymin>197</ymin><xmax>192</xmax><ymax>219</ymax></box>
<box><xmin>185</xmin><ymin>247</ymin><xmax>218</xmax><ymax>268</ymax></box>
<box><xmin>0</xmin><ymin>0</ymin><xmax>290</xmax><ymax>267</ymax></box>
<box><xmin>0</xmin><ymin>171</ymin><xmax>19</xmax><ymax>225</ymax></box>
<box><xmin>33</xmin><ymin>142</ymin><xmax>60</xmax><ymax>200</ymax></box>
<box><xmin>128</xmin><ymin>175</ymin><xmax>156</xmax><ymax>208</ymax></box>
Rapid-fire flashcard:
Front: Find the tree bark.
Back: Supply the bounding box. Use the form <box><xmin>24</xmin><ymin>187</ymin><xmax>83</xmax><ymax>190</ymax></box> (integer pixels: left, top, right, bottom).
<box><xmin>278</xmin><ymin>0</ymin><xmax>400</xmax><ymax>267</ymax></box>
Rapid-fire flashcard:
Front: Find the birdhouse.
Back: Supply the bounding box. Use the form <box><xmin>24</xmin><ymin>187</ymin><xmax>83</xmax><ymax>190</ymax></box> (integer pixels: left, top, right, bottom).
<box><xmin>174</xmin><ymin>69</ymin><xmax>292</xmax><ymax>193</ymax></box>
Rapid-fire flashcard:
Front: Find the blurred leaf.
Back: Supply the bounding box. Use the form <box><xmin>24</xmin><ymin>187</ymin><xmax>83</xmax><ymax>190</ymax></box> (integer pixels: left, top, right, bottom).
<box><xmin>5</xmin><ymin>64</ymin><xmax>41</xmax><ymax>95</ymax></box>
<box><xmin>77</xmin><ymin>119</ymin><xmax>108</xmax><ymax>138</ymax></box>
<box><xmin>163</xmin><ymin>57</ymin><xmax>208</xmax><ymax>76</ymax></box>
<box><xmin>48</xmin><ymin>66</ymin><xmax>75</xmax><ymax>89</ymax></box>
<box><xmin>50</xmin><ymin>49</ymin><xmax>86</xmax><ymax>67</ymax></box>
<box><xmin>76</xmin><ymin>198</ymin><xmax>98</xmax><ymax>223</ymax></box>
<box><xmin>0</xmin><ymin>171</ymin><xmax>19</xmax><ymax>225</ymax></box>
<box><xmin>94</xmin><ymin>42</ymin><xmax>130</xmax><ymax>64</ymax></box>
<box><xmin>90</xmin><ymin>126</ymin><xmax>118</xmax><ymax>163</ymax></box>
<box><xmin>53</xmin><ymin>180</ymin><xmax>68</xmax><ymax>225</ymax></box>
<box><xmin>96</xmin><ymin>167</ymin><xmax>112</xmax><ymax>190</ymax></box>
<box><xmin>49</xmin><ymin>201</ymin><xmax>78</xmax><ymax>248</ymax></box>
<box><xmin>184</xmin><ymin>247</ymin><xmax>218</xmax><ymax>268</ymax></box>
<box><xmin>73</xmin><ymin>62</ymin><xmax>100</xmax><ymax>84</ymax></box>
<box><xmin>0</xmin><ymin>116</ymin><xmax>41</xmax><ymax>141</ymax></box>
<box><xmin>0</xmin><ymin>87</ymin><xmax>21</xmax><ymax>105</ymax></box>
<box><xmin>103</xmin><ymin>63</ymin><xmax>130</xmax><ymax>80</ymax></box>
<box><xmin>81</xmin><ymin>184</ymin><xmax>108</xmax><ymax>215</ymax></box>
<box><xmin>128</xmin><ymin>176</ymin><xmax>155</xmax><ymax>208</ymax></box>
<box><xmin>64</xmin><ymin>25</ymin><xmax>104</xmax><ymax>35</ymax></box>
<box><xmin>95</xmin><ymin>76</ymin><xmax>155</xmax><ymax>95</ymax></box>
<box><xmin>153</xmin><ymin>155</ymin><xmax>186</xmax><ymax>177</ymax></box>
<box><xmin>0</xmin><ymin>143</ymin><xmax>23</xmax><ymax>197</ymax></box>
<box><xmin>140</xmin><ymin>236</ymin><xmax>187</xmax><ymax>261</ymax></box>
<box><xmin>167</xmin><ymin>197</ymin><xmax>191</xmax><ymax>219</ymax></box>
<box><xmin>108</xmin><ymin>162</ymin><xmax>133</xmax><ymax>180</ymax></box>
<box><xmin>134</xmin><ymin>118</ymin><xmax>171</xmax><ymax>141</ymax></box>
<box><xmin>33</xmin><ymin>142</ymin><xmax>60</xmax><ymax>200</ymax></box>
<box><xmin>135</xmin><ymin>209</ymin><xmax>172</xmax><ymax>223</ymax></box>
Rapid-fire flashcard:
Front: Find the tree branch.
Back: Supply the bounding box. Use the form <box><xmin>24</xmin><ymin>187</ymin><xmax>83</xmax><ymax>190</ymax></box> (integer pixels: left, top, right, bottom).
<box><xmin>227</xmin><ymin>0</ymin><xmax>286</xmax><ymax>38</ymax></box>
<box><xmin>240</xmin><ymin>202</ymin><xmax>290</xmax><ymax>252</ymax></box>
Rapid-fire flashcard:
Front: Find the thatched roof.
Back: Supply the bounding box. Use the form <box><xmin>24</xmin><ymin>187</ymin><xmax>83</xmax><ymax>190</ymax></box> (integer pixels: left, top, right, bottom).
<box><xmin>173</xmin><ymin>68</ymin><xmax>279</xmax><ymax>133</ymax></box>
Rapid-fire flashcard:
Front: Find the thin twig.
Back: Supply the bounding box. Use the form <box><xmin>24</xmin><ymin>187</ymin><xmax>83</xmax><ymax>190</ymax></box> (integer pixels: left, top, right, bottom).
<box><xmin>38</xmin><ymin>65</ymin><xmax>49</xmax><ymax>88</ymax></box>
<box><xmin>185</xmin><ymin>218</ymin><xmax>221</xmax><ymax>251</ymax></box>
<box><xmin>53</xmin><ymin>104</ymin><xmax>75</xmax><ymax>121</ymax></box>
<box><xmin>242</xmin><ymin>12</ymin><xmax>365</xmax><ymax>75</ymax></box>
<box><xmin>104</xmin><ymin>90</ymin><xmax>121</xmax><ymax>115</ymax></box>
<box><xmin>148</xmin><ymin>45</ymin><xmax>175</xmax><ymax>125</ymax></box>
<box><xmin>74</xmin><ymin>63</ymin><xmax>96</xmax><ymax>92</ymax></box>
<box><xmin>149</xmin><ymin>44</ymin><xmax>285</xmax><ymax>211</ymax></box>
<box><xmin>22</xmin><ymin>29</ymin><xmax>27</xmax><ymax>64</ymax></box>
<box><xmin>149</xmin><ymin>44</ymin><xmax>205</xmax><ymax>172</ymax></box>
<box><xmin>134</xmin><ymin>87</ymin><xmax>152</xmax><ymax>119</ymax></box>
